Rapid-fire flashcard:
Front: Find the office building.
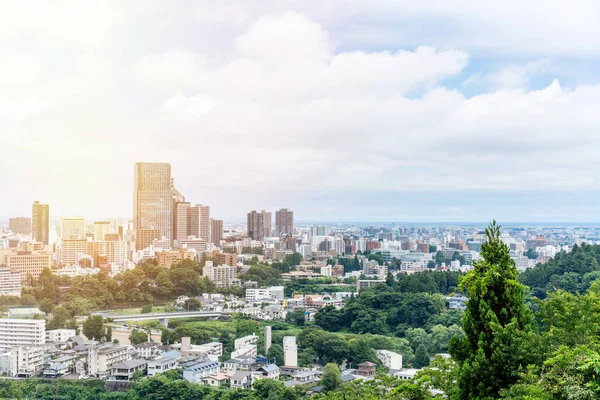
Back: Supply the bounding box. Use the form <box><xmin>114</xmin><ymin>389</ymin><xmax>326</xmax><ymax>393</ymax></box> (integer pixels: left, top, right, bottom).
<box><xmin>0</xmin><ymin>250</ymin><xmax>53</xmax><ymax>282</ymax></box>
<box><xmin>93</xmin><ymin>221</ymin><xmax>110</xmax><ymax>241</ymax></box>
<box><xmin>275</xmin><ymin>209</ymin><xmax>293</xmax><ymax>236</ymax></box>
<box><xmin>0</xmin><ymin>267</ymin><xmax>22</xmax><ymax>297</ymax></box>
<box><xmin>9</xmin><ymin>218</ymin><xmax>31</xmax><ymax>235</ymax></box>
<box><xmin>188</xmin><ymin>205</ymin><xmax>210</xmax><ymax>241</ymax></box>
<box><xmin>133</xmin><ymin>162</ymin><xmax>173</xmax><ymax>242</ymax></box>
<box><xmin>57</xmin><ymin>239</ymin><xmax>88</xmax><ymax>266</ymax></box>
<box><xmin>60</xmin><ymin>217</ymin><xmax>86</xmax><ymax>240</ymax></box>
<box><xmin>0</xmin><ymin>319</ymin><xmax>45</xmax><ymax>347</ymax></box>
<box><xmin>210</xmin><ymin>219</ymin><xmax>223</xmax><ymax>247</ymax></box>
<box><xmin>283</xmin><ymin>336</ymin><xmax>297</xmax><ymax>367</ymax></box>
<box><xmin>32</xmin><ymin>201</ymin><xmax>49</xmax><ymax>245</ymax></box>
<box><xmin>247</xmin><ymin>210</ymin><xmax>264</xmax><ymax>241</ymax></box>
<box><xmin>312</xmin><ymin>226</ymin><xmax>329</xmax><ymax>237</ymax></box>
<box><xmin>135</xmin><ymin>229</ymin><xmax>161</xmax><ymax>251</ymax></box>
<box><xmin>173</xmin><ymin>201</ymin><xmax>190</xmax><ymax>244</ymax></box>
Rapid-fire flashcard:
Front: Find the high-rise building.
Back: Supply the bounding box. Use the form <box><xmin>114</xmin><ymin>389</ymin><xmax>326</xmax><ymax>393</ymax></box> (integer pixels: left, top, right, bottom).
<box><xmin>61</xmin><ymin>217</ymin><xmax>86</xmax><ymax>240</ymax></box>
<box><xmin>312</xmin><ymin>226</ymin><xmax>329</xmax><ymax>237</ymax></box>
<box><xmin>32</xmin><ymin>201</ymin><xmax>49</xmax><ymax>245</ymax></box>
<box><xmin>187</xmin><ymin>205</ymin><xmax>210</xmax><ymax>241</ymax></box>
<box><xmin>133</xmin><ymin>162</ymin><xmax>173</xmax><ymax>242</ymax></box>
<box><xmin>275</xmin><ymin>208</ymin><xmax>293</xmax><ymax>236</ymax></box>
<box><xmin>261</xmin><ymin>210</ymin><xmax>272</xmax><ymax>237</ymax></box>
<box><xmin>172</xmin><ymin>186</ymin><xmax>189</xmax><ymax>245</ymax></box>
<box><xmin>9</xmin><ymin>218</ymin><xmax>31</xmax><ymax>235</ymax></box>
<box><xmin>210</xmin><ymin>219</ymin><xmax>223</xmax><ymax>247</ymax></box>
<box><xmin>93</xmin><ymin>221</ymin><xmax>110</xmax><ymax>241</ymax></box>
<box><xmin>247</xmin><ymin>211</ymin><xmax>264</xmax><ymax>241</ymax></box>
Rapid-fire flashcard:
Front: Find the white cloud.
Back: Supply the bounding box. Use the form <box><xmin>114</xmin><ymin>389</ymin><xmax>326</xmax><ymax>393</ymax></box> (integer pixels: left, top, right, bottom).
<box><xmin>4</xmin><ymin>5</ymin><xmax>600</xmax><ymax>220</ymax></box>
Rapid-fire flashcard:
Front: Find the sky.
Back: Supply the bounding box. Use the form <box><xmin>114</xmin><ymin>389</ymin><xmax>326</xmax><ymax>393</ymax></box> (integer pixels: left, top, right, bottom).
<box><xmin>3</xmin><ymin>0</ymin><xmax>600</xmax><ymax>223</ymax></box>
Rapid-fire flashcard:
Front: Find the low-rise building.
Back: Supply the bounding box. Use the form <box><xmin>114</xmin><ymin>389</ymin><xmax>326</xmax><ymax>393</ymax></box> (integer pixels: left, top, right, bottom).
<box><xmin>230</xmin><ymin>371</ymin><xmax>254</xmax><ymax>389</ymax></box>
<box><xmin>376</xmin><ymin>349</ymin><xmax>403</xmax><ymax>370</ymax></box>
<box><xmin>147</xmin><ymin>350</ymin><xmax>181</xmax><ymax>377</ymax></box>
<box><xmin>182</xmin><ymin>359</ymin><xmax>220</xmax><ymax>383</ymax></box>
<box><xmin>0</xmin><ymin>346</ymin><xmax>45</xmax><ymax>377</ymax></box>
<box><xmin>46</xmin><ymin>329</ymin><xmax>76</xmax><ymax>343</ymax></box>
<box><xmin>356</xmin><ymin>279</ymin><xmax>386</xmax><ymax>291</ymax></box>
<box><xmin>109</xmin><ymin>359</ymin><xmax>147</xmax><ymax>381</ymax></box>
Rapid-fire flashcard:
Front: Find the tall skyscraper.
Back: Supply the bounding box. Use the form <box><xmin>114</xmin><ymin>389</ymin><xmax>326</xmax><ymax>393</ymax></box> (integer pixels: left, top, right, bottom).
<box><xmin>61</xmin><ymin>217</ymin><xmax>86</xmax><ymax>239</ymax></box>
<box><xmin>93</xmin><ymin>221</ymin><xmax>110</xmax><ymax>241</ymax></box>
<box><xmin>261</xmin><ymin>210</ymin><xmax>272</xmax><ymax>237</ymax></box>
<box><xmin>247</xmin><ymin>210</ymin><xmax>264</xmax><ymax>241</ymax></box>
<box><xmin>275</xmin><ymin>208</ymin><xmax>294</xmax><ymax>236</ymax></box>
<box><xmin>133</xmin><ymin>162</ymin><xmax>173</xmax><ymax>242</ymax></box>
<box><xmin>172</xmin><ymin>186</ymin><xmax>189</xmax><ymax>245</ymax></box>
<box><xmin>210</xmin><ymin>219</ymin><xmax>223</xmax><ymax>247</ymax></box>
<box><xmin>32</xmin><ymin>201</ymin><xmax>49</xmax><ymax>245</ymax></box>
<box><xmin>187</xmin><ymin>204</ymin><xmax>210</xmax><ymax>241</ymax></box>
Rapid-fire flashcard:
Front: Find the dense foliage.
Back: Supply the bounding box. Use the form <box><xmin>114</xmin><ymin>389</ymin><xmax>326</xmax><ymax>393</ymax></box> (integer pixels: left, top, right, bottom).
<box><xmin>520</xmin><ymin>243</ymin><xmax>600</xmax><ymax>298</ymax></box>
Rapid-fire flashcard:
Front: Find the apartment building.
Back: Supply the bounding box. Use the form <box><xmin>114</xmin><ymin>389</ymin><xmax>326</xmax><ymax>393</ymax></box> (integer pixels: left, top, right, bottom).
<box><xmin>156</xmin><ymin>249</ymin><xmax>194</xmax><ymax>268</ymax></box>
<box><xmin>0</xmin><ymin>266</ymin><xmax>22</xmax><ymax>297</ymax></box>
<box><xmin>0</xmin><ymin>346</ymin><xmax>44</xmax><ymax>377</ymax></box>
<box><xmin>203</xmin><ymin>262</ymin><xmax>237</xmax><ymax>287</ymax></box>
<box><xmin>0</xmin><ymin>319</ymin><xmax>45</xmax><ymax>347</ymax></box>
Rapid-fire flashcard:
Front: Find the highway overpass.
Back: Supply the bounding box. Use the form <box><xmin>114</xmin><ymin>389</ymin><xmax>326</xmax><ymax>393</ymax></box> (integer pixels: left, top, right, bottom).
<box><xmin>92</xmin><ymin>310</ymin><xmax>226</xmax><ymax>327</ymax></box>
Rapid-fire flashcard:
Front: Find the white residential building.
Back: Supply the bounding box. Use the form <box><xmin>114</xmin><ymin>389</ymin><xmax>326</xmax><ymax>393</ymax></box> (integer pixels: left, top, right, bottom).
<box><xmin>87</xmin><ymin>343</ymin><xmax>129</xmax><ymax>376</ymax></box>
<box><xmin>148</xmin><ymin>350</ymin><xmax>181</xmax><ymax>377</ymax></box>
<box><xmin>0</xmin><ymin>267</ymin><xmax>22</xmax><ymax>297</ymax></box>
<box><xmin>245</xmin><ymin>286</ymin><xmax>284</xmax><ymax>302</ymax></box>
<box><xmin>231</xmin><ymin>334</ymin><xmax>258</xmax><ymax>359</ymax></box>
<box><xmin>320</xmin><ymin>265</ymin><xmax>332</xmax><ymax>277</ymax></box>
<box><xmin>46</xmin><ymin>329</ymin><xmax>76</xmax><ymax>343</ymax></box>
<box><xmin>182</xmin><ymin>359</ymin><xmax>220</xmax><ymax>383</ymax></box>
<box><xmin>0</xmin><ymin>346</ymin><xmax>44</xmax><ymax>377</ymax></box>
<box><xmin>283</xmin><ymin>336</ymin><xmax>297</xmax><ymax>367</ymax></box>
<box><xmin>0</xmin><ymin>319</ymin><xmax>45</xmax><ymax>347</ymax></box>
<box><xmin>377</xmin><ymin>350</ymin><xmax>403</xmax><ymax>370</ymax></box>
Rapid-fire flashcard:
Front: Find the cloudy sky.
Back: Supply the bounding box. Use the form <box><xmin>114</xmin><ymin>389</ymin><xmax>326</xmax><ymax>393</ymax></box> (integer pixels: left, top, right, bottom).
<box><xmin>2</xmin><ymin>0</ymin><xmax>600</xmax><ymax>223</ymax></box>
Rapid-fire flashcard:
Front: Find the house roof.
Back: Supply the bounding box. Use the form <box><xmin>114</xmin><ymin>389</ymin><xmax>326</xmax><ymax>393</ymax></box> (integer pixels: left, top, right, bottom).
<box><xmin>184</xmin><ymin>360</ymin><xmax>219</xmax><ymax>372</ymax></box>
<box><xmin>111</xmin><ymin>359</ymin><xmax>147</xmax><ymax>370</ymax></box>
<box><xmin>259</xmin><ymin>364</ymin><xmax>279</xmax><ymax>373</ymax></box>
<box><xmin>231</xmin><ymin>371</ymin><xmax>252</xmax><ymax>380</ymax></box>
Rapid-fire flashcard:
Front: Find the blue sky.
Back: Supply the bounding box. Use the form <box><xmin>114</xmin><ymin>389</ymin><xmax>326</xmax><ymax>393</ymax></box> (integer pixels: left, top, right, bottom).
<box><xmin>2</xmin><ymin>1</ymin><xmax>600</xmax><ymax>223</ymax></box>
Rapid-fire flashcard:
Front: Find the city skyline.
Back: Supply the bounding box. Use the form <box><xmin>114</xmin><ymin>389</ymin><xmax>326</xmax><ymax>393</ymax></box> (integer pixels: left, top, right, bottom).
<box><xmin>3</xmin><ymin>2</ymin><xmax>600</xmax><ymax>222</ymax></box>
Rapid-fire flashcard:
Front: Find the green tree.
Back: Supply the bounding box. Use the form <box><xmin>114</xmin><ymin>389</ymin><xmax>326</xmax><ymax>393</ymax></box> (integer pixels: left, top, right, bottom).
<box><xmin>183</xmin><ymin>298</ymin><xmax>202</xmax><ymax>311</ymax></box>
<box><xmin>267</xmin><ymin>343</ymin><xmax>284</xmax><ymax>366</ymax></box>
<box><xmin>47</xmin><ymin>305</ymin><xmax>71</xmax><ymax>330</ymax></box>
<box><xmin>82</xmin><ymin>315</ymin><xmax>108</xmax><ymax>341</ymax></box>
<box><xmin>321</xmin><ymin>363</ymin><xmax>343</xmax><ymax>393</ymax></box>
<box><xmin>413</xmin><ymin>344</ymin><xmax>430</xmax><ymax>368</ymax></box>
<box><xmin>288</xmin><ymin>308</ymin><xmax>306</xmax><ymax>326</ymax></box>
<box><xmin>450</xmin><ymin>221</ymin><xmax>537</xmax><ymax>399</ymax></box>
<box><xmin>39</xmin><ymin>298</ymin><xmax>54</xmax><ymax>315</ymax></box>
<box><xmin>129</xmin><ymin>329</ymin><xmax>149</xmax><ymax>345</ymax></box>
<box><xmin>141</xmin><ymin>304</ymin><xmax>153</xmax><ymax>314</ymax></box>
